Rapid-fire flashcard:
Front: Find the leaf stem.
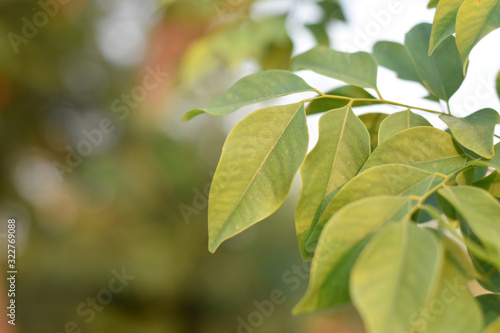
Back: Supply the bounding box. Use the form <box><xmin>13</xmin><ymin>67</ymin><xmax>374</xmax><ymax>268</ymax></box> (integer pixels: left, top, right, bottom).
<box><xmin>313</xmin><ymin>94</ymin><xmax>447</xmax><ymax>115</ymax></box>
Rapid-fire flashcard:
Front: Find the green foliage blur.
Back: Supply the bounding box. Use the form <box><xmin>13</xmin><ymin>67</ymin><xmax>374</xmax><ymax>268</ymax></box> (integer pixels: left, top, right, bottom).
<box><xmin>0</xmin><ymin>0</ymin><xmax>352</xmax><ymax>332</ymax></box>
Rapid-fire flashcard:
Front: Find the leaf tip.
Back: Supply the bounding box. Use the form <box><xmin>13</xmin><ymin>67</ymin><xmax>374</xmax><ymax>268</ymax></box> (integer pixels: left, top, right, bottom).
<box><xmin>182</xmin><ymin>109</ymin><xmax>205</xmax><ymax>122</ymax></box>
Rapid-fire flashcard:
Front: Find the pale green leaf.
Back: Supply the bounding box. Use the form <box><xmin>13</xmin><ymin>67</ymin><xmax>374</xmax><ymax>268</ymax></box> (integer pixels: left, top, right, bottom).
<box><xmin>429</xmin><ymin>0</ymin><xmax>464</xmax><ymax>54</ymax></box>
<box><xmin>351</xmin><ymin>222</ymin><xmax>443</xmax><ymax>333</ymax></box>
<box><xmin>208</xmin><ymin>102</ymin><xmax>308</xmax><ymax>252</ymax></box>
<box><xmin>182</xmin><ymin>70</ymin><xmax>315</xmax><ymax>121</ymax></box>
<box><xmin>296</xmin><ymin>105</ymin><xmax>370</xmax><ymax>259</ymax></box>
<box><xmin>440</xmin><ymin>108</ymin><xmax>499</xmax><ymax>158</ymax></box>
<box><xmin>359</xmin><ymin>113</ymin><xmax>388</xmax><ymax>151</ymax></box>
<box><xmin>306</xmin><ymin>165</ymin><xmax>446</xmax><ymax>252</ymax></box>
<box><xmin>291</xmin><ymin>45</ymin><xmax>378</xmax><ymax>89</ymax></box>
<box><xmin>306</xmin><ymin>86</ymin><xmax>376</xmax><ymax>115</ymax></box>
<box><xmin>456</xmin><ymin>0</ymin><xmax>500</xmax><ymax>71</ymax></box>
<box><xmin>378</xmin><ymin>109</ymin><xmax>432</xmax><ymax>145</ymax></box>
<box><xmin>438</xmin><ymin>186</ymin><xmax>500</xmax><ymax>267</ymax></box>
<box><xmin>405</xmin><ymin>23</ymin><xmax>465</xmax><ymax>101</ymax></box>
<box><xmin>428</xmin><ymin>0</ymin><xmax>440</xmax><ymax>8</ymax></box>
<box><xmin>373</xmin><ymin>41</ymin><xmax>421</xmax><ymax>82</ymax></box>
<box><xmin>361</xmin><ymin>127</ymin><xmax>466</xmax><ymax>174</ymax></box>
<box><xmin>294</xmin><ymin>196</ymin><xmax>416</xmax><ymax>313</ymax></box>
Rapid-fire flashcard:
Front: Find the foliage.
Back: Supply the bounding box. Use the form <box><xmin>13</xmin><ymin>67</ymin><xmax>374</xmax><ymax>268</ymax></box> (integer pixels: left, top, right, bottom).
<box><xmin>185</xmin><ymin>1</ymin><xmax>500</xmax><ymax>332</ymax></box>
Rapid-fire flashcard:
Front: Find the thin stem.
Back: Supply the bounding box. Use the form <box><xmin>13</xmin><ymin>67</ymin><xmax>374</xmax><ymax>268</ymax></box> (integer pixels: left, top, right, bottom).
<box><xmin>375</xmin><ymin>88</ymin><xmax>383</xmax><ymax>100</ymax></box>
<box><xmin>445</xmin><ymin>101</ymin><xmax>451</xmax><ymax>115</ymax></box>
<box><xmin>314</xmin><ymin>94</ymin><xmax>447</xmax><ymax>115</ymax></box>
<box><xmin>495</xmin><ymin>134</ymin><xmax>500</xmax><ymax>139</ymax></box>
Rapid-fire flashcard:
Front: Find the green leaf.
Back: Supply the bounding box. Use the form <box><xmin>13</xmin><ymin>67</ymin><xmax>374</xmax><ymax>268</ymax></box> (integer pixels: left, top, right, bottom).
<box><xmin>182</xmin><ymin>70</ymin><xmax>315</xmax><ymax>121</ymax></box>
<box><xmin>208</xmin><ymin>102</ymin><xmax>309</xmax><ymax>252</ymax></box>
<box><xmin>456</xmin><ymin>0</ymin><xmax>500</xmax><ymax>72</ymax></box>
<box><xmin>361</xmin><ymin>127</ymin><xmax>466</xmax><ymax>174</ymax></box>
<box><xmin>359</xmin><ymin>113</ymin><xmax>388</xmax><ymax>151</ymax></box>
<box><xmin>429</xmin><ymin>0</ymin><xmax>464</xmax><ymax>54</ymax></box>
<box><xmin>438</xmin><ymin>186</ymin><xmax>500</xmax><ymax>267</ymax></box>
<box><xmin>294</xmin><ymin>196</ymin><xmax>416</xmax><ymax>313</ymax></box>
<box><xmin>485</xmin><ymin>317</ymin><xmax>500</xmax><ymax>333</ymax></box>
<box><xmin>412</xmin><ymin>247</ymin><xmax>483</xmax><ymax>333</ymax></box>
<box><xmin>351</xmin><ymin>222</ymin><xmax>443</xmax><ymax>333</ymax></box>
<box><xmin>440</xmin><ymin>109</ymin><xmax>498</xmax><ymax>159</ymax></box>
<box><xmin>428</xmin><ymin>0</ymin><xmax>440</xmax><ymax>8</ymax></box>
<box><xmin>306</xmin><ymin>86</ymin><xmax>377</xmax><ymax>115</ymax></box>
<box><xmin>372</xmin><ymin>41</ymin><xmax>421</xmax><ymax>82</ymax></box>
<box><xmin>306</xmin><ymin>165</ymin><xmax>446</xmax><ymax>252</ymax></box>
<box><xmin>291</xmin><ymin>45</ymin><xmax>378</xmax><ymax>89</ymax></box>
<box><xmin>497</xmin><ymin>70</ymin><xmax>500</xmax><ymax>100</ymax></box>
<box><xmin>378</xmin><ymin>109</ymin><xmax>433</xmax><ymax>145</ymax></box>
<box><xmin>405</xmin><ymin>23</ymin><xmax>465</xmax><ymax>101</ymax></box>
<box><xmin>476</xmin><ymin>294</ymin><xmax>500</xmax><ymax>325</ymax></box>
<box><xmin>469</xmin><ymin>143</ymin><xmax>500</xmax><ymax>171</ymax></box>
<box><xmin>296</xmin><ymin>105</ymin><xmax>370</xmax><ymax>259</ymax></box>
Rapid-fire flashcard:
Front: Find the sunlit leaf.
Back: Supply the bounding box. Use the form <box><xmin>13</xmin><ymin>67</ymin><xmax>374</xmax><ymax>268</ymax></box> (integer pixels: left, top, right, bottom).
<box><xmin>378</xmin><ymin>109</ymin><xmax>432</xmax><ymax>145</ymax></box>
<box><xmin>351</xmin><ymin>222</ymin><xmax>443</xmax><ymax>333</ymax></box>
<box><xmin>359</xmin><ymin>113</ymin><xmax>388</xmax><ymax>151</ymax></box>
<box><xmin>306</xmin><ymin>165</ymin><xmax>446</xmax><ymax>252</ymax></box>
<box><xmin>361</xmin><ymin>127</ymin><xmax>466</xmax><ymax>174</ymax></box>
<box><xmin>182</xmin><ymin>70</ymin><xmax>315</xmax><ymax>121</ymax></box>
<box><xmin>296</xmin><ymin>105</ymin><xmax>370</xmax><ymax>259</ymax></box>
<box><xmin>405</xmin><ymin>23</ymin><xmax>464</xmax><ymax>101</ymax></box>
<box><xmin>306</xmin><ymin>86</ymin><xmax>377</xmax><ymax>115</ymax></box>
<box><xmin>440</xmin><ymin>108</ymin><xmax>498</xmax><ymax>158</ymax></box>
<box><xmin>373</xmin><ymin>41</ymin><xmax>421</xmax><ymax>82</ymax></box>
<box><xmin>294</xmin><ymin>196</ymin><xmax>416</xmax><ymax>313</ymax></box>
<box><xmin>438</xmin><ymin>186</ymin><xmax>500</xmax><ymax>267</ymax></box>
<box><xmin>291</xmin><ymin>45</ymin><xmax>378</xmax><ymax>89</ymax></box>
<box><xmin>484</xmin><ymin>317</ymin><xmax>500</xmax><ymax>333</ymax></box>
<box><xmin>456</xmin><ymin>0</ymin><xmax>500</xmax><ymax>72</ymax></box>
<box><xmin>208</xmin><ymin>102</ymin><xmax>308</xmax><ymax>252</ymax></box>
<box><xmin>429</xmin><ymin>0</ymin><xmax>464</xmax><ymax>54</ymax></box>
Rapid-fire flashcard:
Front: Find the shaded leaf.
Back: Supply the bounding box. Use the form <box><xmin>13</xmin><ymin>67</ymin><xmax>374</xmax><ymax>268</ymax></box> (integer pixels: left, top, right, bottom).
<box><xmin>476</xmin><ymin>294</ymin><xmax>500</xmax><ymax>325</ymax></box>
<box><xmin>440</xmin><ymin>108</ymin><xmax>498</xmax><ymax>159</ymax></box>
<box><xmin>361</xmin><ymin>127</ymin><xmax>466</xmax><ymax>174</ymax></box>
<box><xmin>456</xmin><ymin>0</ymin><xmax>500</xmax><ymax>71</ymax></box>
<box><xmin>306</xmin><ymin>86</ymin><xmax>377</xmax><ymax>115</ymax></box>
<box><xmin>292</xmin><ymin>45</ymin><xmax>378</xmax><ymax>89</ymax></box>
<box><xmin>405</xmin><ymin>23</ymin><xmax>464</xmax><ymax>101</ymax></box>
<box><xmin>468</xmin><ymin>143</ymin><xmax>500</xmax><ymax>171</ymax></box>
<box><xmin>428</xmin><ymin>0</ymin><xmax>440</xmax><ymax>8</ymax></box>
<box><xmin>359</xmin><ymin>113</ymin><xmax>388</xmax><ymax>151</ymax></box>
<box><xmin>429</xmin><ymin>0</ymin><xmax>464</xmax><ymax>54</ymax></box>
<box><xmin>378</xmin><ymin>109</ymin><xmax>433</xmax><ymax>145</ymax></box>
<box><xmin>208</xmin><ymin>102</ymin><xmax>308</xmax><ymax>252</ymax></box>
<box><xmin>484</xmin><ymin>317</ymin><xmax>500</xmax><ymax>333</ymax></box>
<box><xmin>373</xmin><ymin>41</ymin><xmax>421</xmax><ymax>82</ymax></box>
<box><xmin>438</xmin><ymin>186</ymin><xmax>500</xmax><ymax>268</ymax></box>
<box><xmin>351</xmin><ymin>222</ymin><xmax>443</xmax><ymax>333</ymax></box>
<box><xmin>296</xmin><ymin>105</ymin><xmax>370</xmax><ymax>259</ymax></box>
<box><xmin>306</xmin><ymin>165</ymin><xmax>446</xmax><ymax>252</ymax></box>
<box><xmin>182</xmin><ymin>70</ymin><xmax>315</xmax><ymax>121</ymax></box>
<box><xmin>294</xmin><ymin>196</ymin><xmax>416</xmax><ymax>313</ymax></box>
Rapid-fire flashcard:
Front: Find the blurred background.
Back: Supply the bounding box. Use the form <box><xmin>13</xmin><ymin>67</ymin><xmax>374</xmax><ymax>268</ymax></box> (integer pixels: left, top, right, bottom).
<box><xmin>0</xmin><ymin>0</ymin><xmax>498</xmax><ymax>332</ymax></box>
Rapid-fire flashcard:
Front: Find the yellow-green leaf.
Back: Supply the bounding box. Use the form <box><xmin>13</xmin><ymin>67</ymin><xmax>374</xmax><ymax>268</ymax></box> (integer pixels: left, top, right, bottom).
<box><xmin>440</xmin><ymin>108</ymin><xmax>499</xmax><ymax>159</ymax></box>
<box><xmin>182</xmin><ymin>70</ymin><xmax>315</xmax><ymax>121</ymax></box>
<box><xmin>306</xmin><ymin>86</ymin><xmax>377</xmax><ymax>115</ymax></box>
<box><xmin>296</xmin><ymin>105</ymin><xmax>370</xmax><ymax>259</ymax></box>
<box><xmin>361</xmin><ymin>127</ymin><xmax>466</xmax><ymax>174</ymax></box>
<box><xmin>291</xmin><ymin>45</ymin><xmax>378</xmax><ymax>89</ymax></box>
<box><xmin>469</xmin><ymin>143</ymin><xmax>500</xmax><ymax>171</ymax></box>
<box><xmin>429</xmin><ymin>0</ymin><xmax>464</xmax><ymax>54</ymax></box>
<box><xmin>208</xmin><ymin>102</ymin><xmax>308</xmax><ymax>252</ymax></box>
<box><xmin>438</xmin><ymin>186</ymin><xmax>500</xmax><ymax>267</ymax></box>
<box><xmin>456</xmin><ymin>0</ymin><xmax>500</xmax><ymax>72</ymax></box>
<box><xmin>351</xmin><ymin>222</ymin><xmax>443</xmax><ymax>333</ymax></box>
<box><xmin>294</xmin><ymin>196</ymin><xmax>416</xmax><ymax>313</ymax></box>
<box><xmin>306</xmin><ymin>165</ymin><xmax>446</xmax><ymax>252</ymax></box>
<box><xmin>378</xmin><ymin>109</ymin><xmax>432</xmax><ymax>145</ymax></box>
<box><xmin>484</xmin><ymin>317</ymin><xmax>500</xmax><ymax>333</ymax></box>
<box><xmin>359</xmin><ymin>113</ymin><xmax>388</xmax><ymax>151</ymax></box>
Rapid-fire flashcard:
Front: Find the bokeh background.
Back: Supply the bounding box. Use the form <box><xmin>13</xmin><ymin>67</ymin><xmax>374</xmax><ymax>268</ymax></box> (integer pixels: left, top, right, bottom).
<box><xmin>0</xmin><ymin>0</ymin><xmax>498</xmax><ymax>332</ymax></box>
